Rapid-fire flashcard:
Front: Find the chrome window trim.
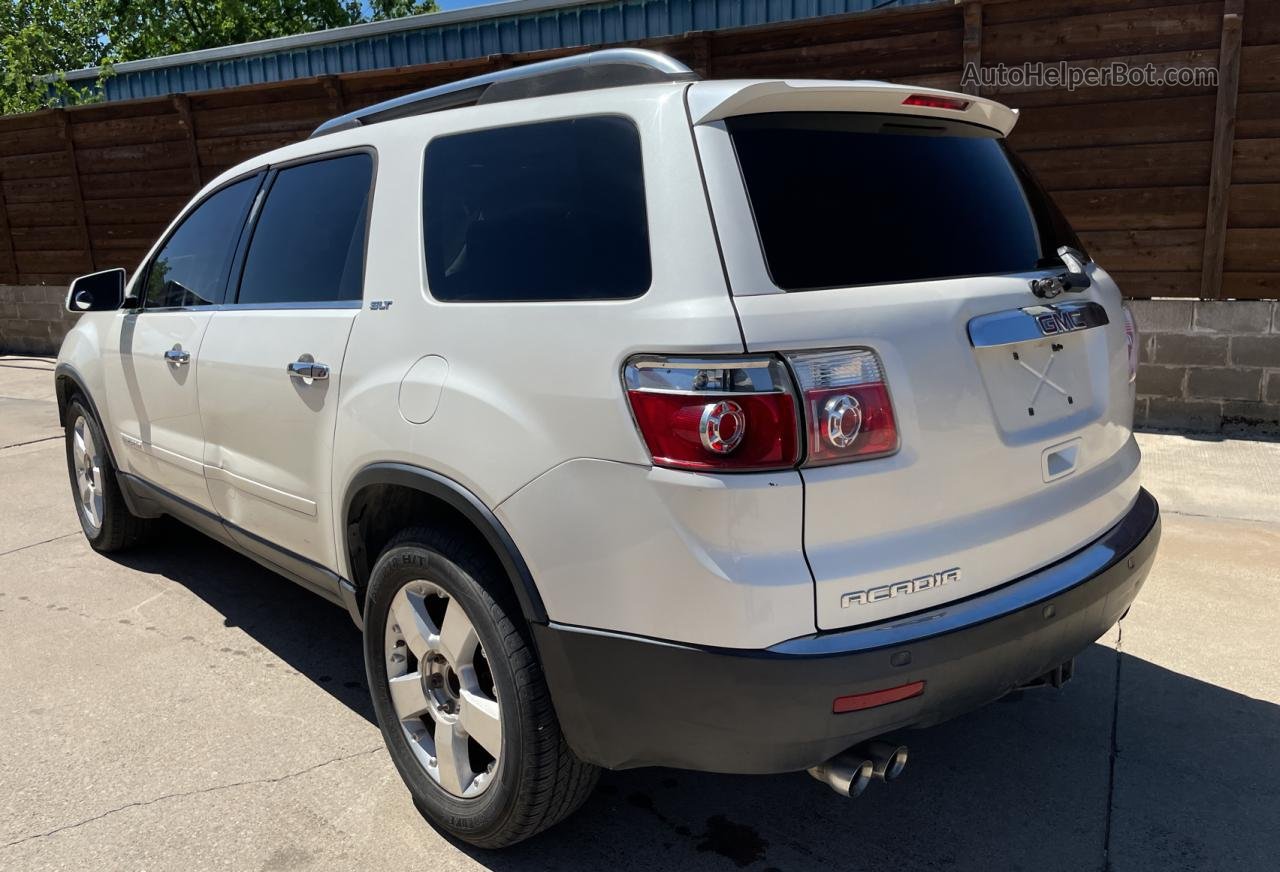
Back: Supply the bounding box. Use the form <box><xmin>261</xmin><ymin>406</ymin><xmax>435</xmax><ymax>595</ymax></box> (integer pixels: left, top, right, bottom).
<box><xmin>135</xmin><ymin>300</ymin><xmax>363</xmax><ymax>314</ymax></box>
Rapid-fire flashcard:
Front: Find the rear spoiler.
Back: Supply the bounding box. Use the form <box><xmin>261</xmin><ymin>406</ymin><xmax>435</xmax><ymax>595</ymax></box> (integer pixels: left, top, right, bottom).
<box><xmin>687</xmin><ymin>80</ymin><xmax>1019</xmax><ymax>136</ymax></box>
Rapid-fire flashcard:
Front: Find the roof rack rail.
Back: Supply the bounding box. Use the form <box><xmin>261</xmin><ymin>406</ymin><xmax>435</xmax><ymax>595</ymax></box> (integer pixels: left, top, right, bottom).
<box><xmin>310</xmin><ymin>48</ymin><xmax>698</xmax><ymax>138</ymax></box>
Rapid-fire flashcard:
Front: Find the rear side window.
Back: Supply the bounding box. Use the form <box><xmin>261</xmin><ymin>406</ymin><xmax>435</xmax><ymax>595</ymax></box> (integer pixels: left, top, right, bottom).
<box><xmin>143</xmin><ymin>175</ymin><xmax>259</xmax><ymax>308</ymax></box>
<box><xmin>236</xmin><ymin>153</ymin><xmax>373</xmax><ymax>305</ymax></box>
<box><xmin>422</xmin><ymin>116</ymin><xmax>650</xmax><ymax>302</ymax></box>
<box><xmin>727</xmin><ymin>112</ymin><xmax>1081</xmax><ymax>291</ymax></box>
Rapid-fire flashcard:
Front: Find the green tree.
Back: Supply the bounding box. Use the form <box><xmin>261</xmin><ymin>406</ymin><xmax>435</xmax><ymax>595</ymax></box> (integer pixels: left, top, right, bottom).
<box><xmin>0</xmin><ymin>0</ymin><xmax>439</xmax><ymax>115</ymax></box>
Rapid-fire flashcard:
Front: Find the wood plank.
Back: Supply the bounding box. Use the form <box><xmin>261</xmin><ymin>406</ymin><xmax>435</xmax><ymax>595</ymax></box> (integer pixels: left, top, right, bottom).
<box><xmin>195</xmin><ymin>132</ymin><xmax>306</xmax><ymax>167</ymax></box>
<box><xmin>962</xmin><ymin>2</ymin><xmax>983</xmax><ymax>97</ymax></box>
<box><xmin>1201</xmin><ymin>2</ymin><xmax>1243</xmax><ymax>298</ymax></box>
<box><xmin>983</xmin><ymin>0</ymin><xmax>1209</xmax><ymax>26</ymax></box>
<box><xmin>984</xmin><ymin>2</ymin><xmax>1223</xmax><ymax>66</ymax></box>
<box><xmin>89</xmin><ymin>223</ymin><xmax>167</xmax><ymax>251</ymax></box>
<box><xmin>1019</xmin><ymin>141</ymin><xmax>1212</xmax><ymax>189</ymax></box>
<box><xmin>1109</xmin><ymin>270</ymin><xmax>1204</xmax><ymax>298</ymax></box>
<box><xmin>79</xmin><ymin>168</ymin><xmax>196</xmax><ymax>201</ymax></box>
<box><xmin>1010</xmin><ymin>94</ymin><xmax>1216</xmax><ymax>150</ymax></box>
<box><xmin>983</xmin><ymin>48</ymin><xmax>1220</xmax><ymax>109</ymax></box>
<box><xmin>0</xmin><ymin>122</ymin><xmax>62</xmax><ymax>158</ymax></box>
<box><xmin>1080</xmin><ymin>228</ymin><xmax>1205</xmax><ymax>271</ymax></box>
<box><xmin>1232</xmin><ymin>138</ymin><xmax>1280</xmax><ymax>182</ymax></box>
<box><xmin>712</xmin><ymin>28</ymin><xmax>962</xmax><ymax>79</ymax></box>
<box><xmin>70</xmin><ymin>140</ymin><xmax>192</xmax><ymax>173</ymax></box>
<box><xmin>711</xmin><ymin>4</ymin><xmax>961</xmax><ymax>57</ymax></box>
<box><xmin>69</xmin><ymin>111</ymin><xmax>186</xmax><ymax>148</ymax></box>
<box><xmin>1054</xmin><ymin>186</ymin><xmax>1208</xmax><ymax>230</ymax></box>
<box><xmin>1240</xmin><ymin>44</ymin><xmax>1280</xmax><ymax>93</ymax></box>
<box><xmin>172</xmin><ymin>95</ymin><xmax>203</xmax><ymax>189</ymax></box>
<box><xmin>1226</xmin><ymin>183</ymin><xmax>1280</xmax><ymax>227</ymax></box>
<box><xmin>2</xmin><ymin>176</ymin><xmax>74</xmax><ymax>204</ymax></box>
<box><xmin>1225</xmin><ymin>228</ymin><xmax>1280</xmax><ymax>270</ymax></box>
<box><xmin>0</xmin><ymin>150</ymin><xmax>71</xmax><ymax>181</ymax></box>
<box><xmin>0</xmin><ymin>172</ymin><xmax>17</xmax><ymax>283</ymax></box>
<box><xmin>83</xmin><ymin>197</ymin><xmax>188</xmax><ymax>225</ymax></box>
<box><xmin>3</xmin><ymin>201</ymin><xmax>79</xmax><ymax>227</ymax></box>
<box><xmin>1221</xmin><ymin>271</ymin><xmax>1280</xmax><ymax>299</ymax></box>
<box><xmin>15</xmin><ymin>249</ymin><xmax>92</xmax><ymax>274</ymax></box>
<box><xmin>193</xmin><ymin>98</ymin><xmax>332</xmax><ymax>138</ymax></box>
<box><xmin>54</xmin><ymin>109</ymin><xmax>96</xmax><ymax>272</ymax></box>
<box><xmin>9</xmin><ymin>224</ymin><xmax>82</xmax><ymax>250</ymax></box>
<box><xmin>1236</xmin><ymin>91</ymin><xmax>1280</xmax><ymax>139</ymax></box>
<box><xmin>1243</xmin><ymin>0</ymin><xmax>1280</xmax><ymax>46</ymax></box>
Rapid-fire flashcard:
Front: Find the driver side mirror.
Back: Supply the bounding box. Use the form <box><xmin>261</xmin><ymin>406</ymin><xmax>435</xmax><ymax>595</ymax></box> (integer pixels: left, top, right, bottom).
<box><xmin>65</xmin><ymin>268</ymin><xmax>127</xmax><ymax>313</ymax></box>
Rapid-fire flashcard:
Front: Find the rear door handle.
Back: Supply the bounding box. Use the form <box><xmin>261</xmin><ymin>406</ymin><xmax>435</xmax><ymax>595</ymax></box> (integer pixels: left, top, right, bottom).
<box><xmin>164</xmin><ymin>346</ymin><xmax>190</xmax><ymax>366</ymax></box>
<box><xmin>287</xmin><ymin>360</ymin><xmax>329</xmax><ymax>381</ymax></box>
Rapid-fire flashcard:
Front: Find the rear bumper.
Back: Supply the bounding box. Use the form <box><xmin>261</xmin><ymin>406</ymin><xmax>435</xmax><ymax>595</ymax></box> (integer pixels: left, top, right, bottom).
<box><xmin>535</xmin><ymin>488</ymin><xmax>1160</xmax><ymax>774</ymax></box>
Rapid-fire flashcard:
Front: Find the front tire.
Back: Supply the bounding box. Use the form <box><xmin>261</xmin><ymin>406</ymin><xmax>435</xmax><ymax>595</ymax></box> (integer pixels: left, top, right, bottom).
<box><xmin>63</xmin><ymin>397</ymin><xmax>151</xmax><ymax>552</ymax></box>
<box><xmin>364</xmin><ymin>527</ymin><xmax>597</xmax><ymax>848</ymax></box>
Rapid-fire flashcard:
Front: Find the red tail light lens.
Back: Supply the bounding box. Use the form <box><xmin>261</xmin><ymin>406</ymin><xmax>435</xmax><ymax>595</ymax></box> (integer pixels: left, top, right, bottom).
<box><xmin>902</xmin><ymin>93</ymin><xmax>971</xmax><ymax>111</ymax></box>
<box><xmin>785</xmin><ymin>349</ymin><xmax>899</xmax><ymax>465</ymax></box>
<box><xmin>624</xmin><ymin>356</ymin><xmax>800</xmax><ymax>471</ymax></box>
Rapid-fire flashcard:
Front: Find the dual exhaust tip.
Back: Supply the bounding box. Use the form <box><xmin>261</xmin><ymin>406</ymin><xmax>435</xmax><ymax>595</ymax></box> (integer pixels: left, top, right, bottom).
<box><xmin>807</xmin><ymin>740</ymin><xmax>908</xmax><ymax>798</ymax></box>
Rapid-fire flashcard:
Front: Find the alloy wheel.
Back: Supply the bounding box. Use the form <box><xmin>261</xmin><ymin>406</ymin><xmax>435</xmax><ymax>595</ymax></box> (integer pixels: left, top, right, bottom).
<box><xmin>71</xmin><ymin>415</ymin><xmax>105</xmax><ymax>534</ymax></box>
<box><xmin>385</xmin><ymin>580</ymin><xmax>502</xmax><ymax>798</ymax></box>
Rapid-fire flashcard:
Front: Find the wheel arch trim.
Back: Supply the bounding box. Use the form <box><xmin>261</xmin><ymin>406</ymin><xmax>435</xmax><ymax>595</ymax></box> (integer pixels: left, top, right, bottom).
<box><xmin>341</xmin><ymin>462</ymin><xmax>549</xmax><ymax>626</ymax></box>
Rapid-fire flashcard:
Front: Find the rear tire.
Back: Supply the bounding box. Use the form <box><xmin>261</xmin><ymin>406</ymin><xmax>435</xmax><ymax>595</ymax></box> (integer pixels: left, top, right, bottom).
<box><xmin>63</xmin><ymin>397</ymin><xmax>152</xmax><ymax>552</ymax></box>
<box><xmin>364</xmin><ymin>526</ymin><xmax>598</xmax><ymax>848</ymax></box>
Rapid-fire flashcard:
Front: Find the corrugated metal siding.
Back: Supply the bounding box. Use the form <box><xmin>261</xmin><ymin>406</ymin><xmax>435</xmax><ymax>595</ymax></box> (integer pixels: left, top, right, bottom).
<box><xmin>99</xmin><ymin>0</ymin><xmax>934</xmax><ymax>100</ymax></box>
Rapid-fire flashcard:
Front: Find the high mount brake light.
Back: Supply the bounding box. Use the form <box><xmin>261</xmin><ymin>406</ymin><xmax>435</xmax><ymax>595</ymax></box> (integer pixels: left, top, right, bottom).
<box><xmin>623</xmin><ymin>356</ymin><xmax>800</xmax><ymax>472</ymax></box>
<box><xmin>902</xmin><ymin>93</ymin><xmax>971</xmax><ymax>111</ymax></box>
<box><xmin>623</xmin><ymin>350</ymin><xmax>899</xmax><ymax>472</ymax></box>
<box><xmin>784</xmin><ymin>349</ymin><xmax>899</xmax><ymax>465</ymax></box>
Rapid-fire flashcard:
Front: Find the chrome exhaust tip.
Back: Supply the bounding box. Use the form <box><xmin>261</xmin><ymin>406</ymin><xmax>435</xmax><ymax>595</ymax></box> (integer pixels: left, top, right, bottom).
<box><xmin>807</xmin><ymin>753</ymin><xmax>874</xmax><ymax>798</ymax></box>
<box><xmin>863</xmin><ymin>740</ymin><xmax>909</xmax><ymax>782</ymax></box>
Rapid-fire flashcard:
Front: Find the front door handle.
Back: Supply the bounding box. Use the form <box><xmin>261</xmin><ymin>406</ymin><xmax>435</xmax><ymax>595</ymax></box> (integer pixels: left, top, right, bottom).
<box><xmin>164</xmin><ymin>346</ymin><xmax>190</xmax><ymax>366</ymax></box>
<box><xmin>287</xmin><ymin>359</ymin><xmax>330</xmax><ymax>381</ymax></box>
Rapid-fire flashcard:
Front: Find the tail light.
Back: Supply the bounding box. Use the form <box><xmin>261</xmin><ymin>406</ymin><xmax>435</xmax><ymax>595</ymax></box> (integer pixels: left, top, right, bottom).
<box><xmin>623</xmin><ymin>349</ymin><xmax>898</xmax><ymax>472</ymax></box>
<box><xmin>785</xmin><ymin>349</ymin><xmax>899</xmax><ymax>465</ymax></box>
<box><xmin>623</xmin><ymin>356</ymin><xmax>800</xmax><ymax>471</ymax></box>
<box><xmin>1121</xmin><ymin>304</ymin><xmax>1139</xmax><ymax>383</ymax></box>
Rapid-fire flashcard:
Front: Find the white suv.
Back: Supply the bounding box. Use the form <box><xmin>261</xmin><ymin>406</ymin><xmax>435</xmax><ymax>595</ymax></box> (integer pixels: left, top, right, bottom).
<box><xmin>55</xmin><ymin>49</ymin><xmax>1160</xmax><ymax>847</ymax></box>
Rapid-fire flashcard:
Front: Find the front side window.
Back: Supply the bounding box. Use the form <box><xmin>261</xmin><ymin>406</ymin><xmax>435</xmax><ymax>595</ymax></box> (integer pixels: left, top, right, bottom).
<box><xmin>143</xmin><ymin>175</ymin><xmax>259</xmax><ymax>309</ymax></box>
<box><xmin>727</xmin><ymin>112</ymin><xmax>1082</xmax><ymax>292</ymax></box>
<box><xmin>422</xmin><ymin>116</ymin><xmax>651</xmax><ymax>302</ymax></box>
<box><xmin>236</xmin><ymin>152</ymin><xmax>373</xmax><ymax>306</ymax></box>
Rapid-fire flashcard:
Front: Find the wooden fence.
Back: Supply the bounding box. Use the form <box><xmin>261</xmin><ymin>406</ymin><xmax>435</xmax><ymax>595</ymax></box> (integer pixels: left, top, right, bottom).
<box><xmin>0</xmin><ymin>0</ymin><xmax>1276</xmax><ymax>299</ymax></box>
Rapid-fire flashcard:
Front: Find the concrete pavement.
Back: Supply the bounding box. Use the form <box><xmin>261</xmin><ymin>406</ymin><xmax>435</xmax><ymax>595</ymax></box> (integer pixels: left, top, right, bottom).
<box><xmin>1</xmin><ymin>355</ymin><xmax>1277</xmax><ymax>872</ymax></box>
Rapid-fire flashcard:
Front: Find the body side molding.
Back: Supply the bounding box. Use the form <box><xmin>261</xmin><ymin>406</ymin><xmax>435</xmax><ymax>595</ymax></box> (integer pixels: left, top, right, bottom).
<box><xmin>341</xmin><ymin>462</ymin><xmax>548</xmax><ymax>626</ymax></box>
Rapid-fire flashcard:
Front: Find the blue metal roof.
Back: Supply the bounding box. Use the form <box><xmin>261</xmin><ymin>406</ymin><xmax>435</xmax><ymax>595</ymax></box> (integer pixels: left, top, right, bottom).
<box><xmin>56</xmin><ymin>0</ymin><xmax>936</xmax><ymax>101</ymax></box>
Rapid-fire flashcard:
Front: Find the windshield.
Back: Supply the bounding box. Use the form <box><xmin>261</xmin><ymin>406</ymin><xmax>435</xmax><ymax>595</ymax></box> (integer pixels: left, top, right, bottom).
<box><xmin>726</xmin><ymin>112</ymin><xmax>1081</xmax><ymax>292</ymax></box>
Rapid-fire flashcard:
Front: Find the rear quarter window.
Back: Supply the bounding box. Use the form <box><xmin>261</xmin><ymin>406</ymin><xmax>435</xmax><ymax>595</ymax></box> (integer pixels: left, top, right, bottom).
<box><xmin>726</xmin><ymin>112</ymin><xmax>1081</xmax><ymax>292</ymax></box>
<box><xmin>422</xmin><ymin>115</ymin><xmax>651</xmax><ymax>302</ymax></box>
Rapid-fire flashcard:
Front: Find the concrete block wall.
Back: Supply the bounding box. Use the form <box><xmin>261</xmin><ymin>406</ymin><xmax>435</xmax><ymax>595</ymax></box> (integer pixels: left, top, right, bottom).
<box><xmin>1133</xmin><ymin>300</ymin><xmax>1280</xmax><ymax>435</ymax></box>
<box><xmin>0</xmin><ymin>285</ymin><xmax>75</xmax><ymax>356</ymax></box>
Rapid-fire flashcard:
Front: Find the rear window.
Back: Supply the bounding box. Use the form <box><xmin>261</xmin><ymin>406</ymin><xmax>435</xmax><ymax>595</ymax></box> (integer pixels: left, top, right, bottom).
<box><xmin>422</xmin><ymin>115</ymin><xmax>650</xmax><ymax>302</ymax></box>
<box><xmin>726</xmin><ymin>112</ymin><xmax>1081</xmax><ymax>292</ymax></box>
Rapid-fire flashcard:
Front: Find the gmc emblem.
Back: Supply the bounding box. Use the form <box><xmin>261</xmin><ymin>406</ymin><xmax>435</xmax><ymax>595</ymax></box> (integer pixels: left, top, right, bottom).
<box><xmin>1036</xmin><ymin>309</ymin><xmax>1086</xmax><ymax>336</ymax></box>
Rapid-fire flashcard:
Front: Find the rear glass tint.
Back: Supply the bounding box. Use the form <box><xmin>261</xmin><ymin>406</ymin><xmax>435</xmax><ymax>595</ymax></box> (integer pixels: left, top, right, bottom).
<box><xmin>726</xmin><ymin>112</ymin><xmax>1080</xmax><ymax>291</ymax></box>
<box><xmin>422</xmin><ymin>115</ymin><xmax>650</xmax><ymax>302</ymax></box>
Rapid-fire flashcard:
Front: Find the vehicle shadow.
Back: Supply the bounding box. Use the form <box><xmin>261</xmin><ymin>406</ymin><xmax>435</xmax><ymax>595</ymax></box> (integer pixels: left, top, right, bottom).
<box><xmin>110</xmin><ymin>522</ymin><xmax>1280</xmax><ymax>872</ymax></box>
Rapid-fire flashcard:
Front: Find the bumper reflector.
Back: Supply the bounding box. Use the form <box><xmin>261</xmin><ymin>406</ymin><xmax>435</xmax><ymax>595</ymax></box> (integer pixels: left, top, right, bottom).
<box><xmin>833</xmin><ymin>680</ymin><xmax>925</xmax><ymax>714</ymax></box>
